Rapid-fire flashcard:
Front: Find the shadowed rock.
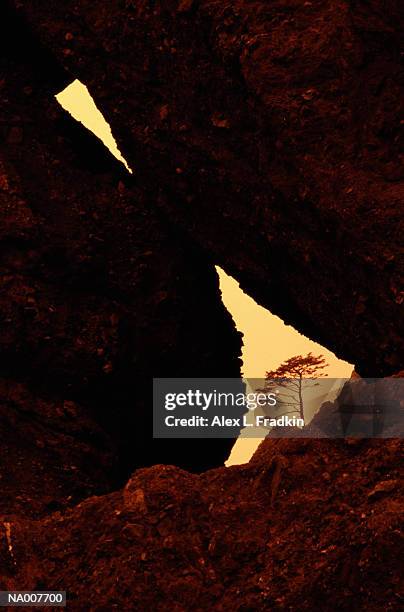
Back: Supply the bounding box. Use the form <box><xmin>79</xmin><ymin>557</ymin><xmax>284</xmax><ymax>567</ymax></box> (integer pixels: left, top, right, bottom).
<box><xmin>0</xmin><ymin>5</ymin><xmax>402</xmax><ymax>609</ymax></box>
<box><xmin>0</xmin><ymin>10</ymin><xmax>243</xmax><ymax>481</ymax></box>
<box><xmin>12</xmin><ymin>0</ymin><xmax>404</xmax><ymax>376</ymax></box>
<box><xmin>1</xmin><ymin>438</ymin><xmax>402</xmax><ymax>610</ymax></box>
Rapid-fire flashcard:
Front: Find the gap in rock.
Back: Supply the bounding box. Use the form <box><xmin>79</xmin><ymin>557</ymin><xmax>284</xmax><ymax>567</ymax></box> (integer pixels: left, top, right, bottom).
<box><xmin>55</xmin><ymin>80</ymin><xmax>354</xmax><ymax>467</ymax></box>
<box><xmin>217</xmin><ymin>268</ymin><xmax>354</xmax><ymax>465</ymax></box>
<box><xmin>56</xmin><ymin>80</ymin><xmax>132</xmax><ymax>173</ymax></box>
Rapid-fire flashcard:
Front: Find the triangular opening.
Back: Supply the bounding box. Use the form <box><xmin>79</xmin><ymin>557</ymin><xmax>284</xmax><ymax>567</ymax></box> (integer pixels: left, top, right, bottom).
<box><xmin>55</xmin><ymin>81</ymin><xmax>354</xmax><ymax>467</ymax></box>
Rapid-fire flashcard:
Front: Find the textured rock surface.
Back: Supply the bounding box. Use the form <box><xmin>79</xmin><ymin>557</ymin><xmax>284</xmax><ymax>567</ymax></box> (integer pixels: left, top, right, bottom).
<box><xmin>13</xmin><ymin>0</ymin><xmax>404</xmax><ymax>376</ymax></box>
<box><xmin>0</xmin><ymin>378</ymin><xmax>117</xmax><ymax>518</ymax></box>
<box><xmin>1</xmin><ymin>438</ymin><xmax>402</xmax><ymax>610</ymax></box>
<box><xmin>0</xmin><ymin>5</ymin><xmax>243</xmax><ymax>477</ymax></box>
<box><xmin>0</xmin><ymin>4</ymin><xmax>402</xmax><ymax>609</ymax></box>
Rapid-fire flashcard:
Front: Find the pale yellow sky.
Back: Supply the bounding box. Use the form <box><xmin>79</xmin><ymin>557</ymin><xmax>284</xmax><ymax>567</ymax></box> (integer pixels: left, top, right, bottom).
<box><xmin>216</xmin><ymin>266</ymin><xmax>353</xmax><ymax>379</ymax></box>
<box><xmin>56</xmin><ymin>80</ymin><xmax>353</xmax><ymax>466</ymax></box>
<box><xmin>56</xmin><ymin>81</ymin><xmax>132</xmax><ymax>173</ymax></box>
<box><xmin>216</xmin><ymin>268</ymin><xmax>353</xmax><ymax>464</ymax></box>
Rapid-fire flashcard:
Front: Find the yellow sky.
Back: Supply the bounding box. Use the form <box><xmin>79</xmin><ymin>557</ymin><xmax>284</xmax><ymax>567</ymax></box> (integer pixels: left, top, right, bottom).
<box><xmin>56</xmin><ymin>80</ymin><xmax>132</xmax><ymax>173</ymax></box>
<box><xmin>216</xmin><ymin>267</ymin><xmax>353</xmax><ymax>379</ymax></box>
<box><xmin>56</xmin><ymin>80</ymin><xmax>353</xmax><ymax>465</ymax></box>
<box><xmin>216</xmin><ymin>268</ymin><xmax>353</xmax><ymax>464</ymax></box>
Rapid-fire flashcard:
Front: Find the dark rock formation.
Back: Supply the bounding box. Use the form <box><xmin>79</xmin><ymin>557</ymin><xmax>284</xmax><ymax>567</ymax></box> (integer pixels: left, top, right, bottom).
<box><xmin>0</xmin><ymin>378</ymin><xmax>117</xmax><ymax>518</ymax></box>
<box><xmin>0</xmin><ymin>4</ymin><xmax>243</xmax><ymax>478</ymax></box>
<box><xmin>13</xmin><ymin>0</ymin><xmax>404</xmax><ymax>376</ymax></box>
<box><xmin>1</xmin><ymin>438</ymin><xmax>402</xmax><ymax>610</ymax></box>
<box><xmin>0</xmin><ymin>4</ymin><xmax>402</xmax><ymax>609</ymax></box>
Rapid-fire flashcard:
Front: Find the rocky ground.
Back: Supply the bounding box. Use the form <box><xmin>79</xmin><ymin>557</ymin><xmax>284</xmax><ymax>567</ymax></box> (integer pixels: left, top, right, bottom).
<box><xmin>0</xmin><ymin>437</ymin><xmax>402</xmax><ymax>610</ymax></box>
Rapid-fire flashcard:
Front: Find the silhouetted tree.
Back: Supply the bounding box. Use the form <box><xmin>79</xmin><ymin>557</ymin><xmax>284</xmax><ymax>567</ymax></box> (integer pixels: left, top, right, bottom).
<box><xmin>261</xmin><ymin>353</ymin><xmax>329</xmax><ymax>421</ymax></box>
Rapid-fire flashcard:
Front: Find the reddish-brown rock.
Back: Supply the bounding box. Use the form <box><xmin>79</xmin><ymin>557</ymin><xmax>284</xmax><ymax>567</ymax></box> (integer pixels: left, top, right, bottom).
<box><xmin>0</xmin><ymin>5</ymin><xmax>402</xmax><ymax>609</ymax></box>
<box><xmin>0</xmin><ymin>378</ymin><xmax>117</xmax><ymax>518</ymax></box>
<box><xmin>13</xmin><ymin>0</ymin><xmax>404</xmax><ymax>376</ymax></box>
<box><xmin>0</xmin><ymin>5</ymin><xmax>243</xmax><ymax>476</ymax></box>
<box><xmin>1</xmin><ymin>438</ymin><xmax>402</xmax><ymax>610</ymax></box>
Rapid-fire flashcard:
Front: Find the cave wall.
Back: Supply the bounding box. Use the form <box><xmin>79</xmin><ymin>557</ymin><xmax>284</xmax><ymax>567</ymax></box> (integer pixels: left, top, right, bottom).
<box><xmin>0</xmin><ymin>4</ymin><xmax>402</xmax><ymax>609</ymax></box>
<box><xmin>0</xmin><ymin>6</ymin><xmax>243</xmax><ymax>482</ymax></box>
<box><xmin>13</xmin><ymin>0</ymin><xmax>403</xmax><ymax>376</ymax></box>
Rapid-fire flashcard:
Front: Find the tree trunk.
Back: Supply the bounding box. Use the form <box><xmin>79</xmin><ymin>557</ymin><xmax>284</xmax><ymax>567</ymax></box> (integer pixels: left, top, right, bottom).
<box><xmin>298</xmin><ymin>375</ymin><xmax>304</xmax><ymax>421</ymax></box>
